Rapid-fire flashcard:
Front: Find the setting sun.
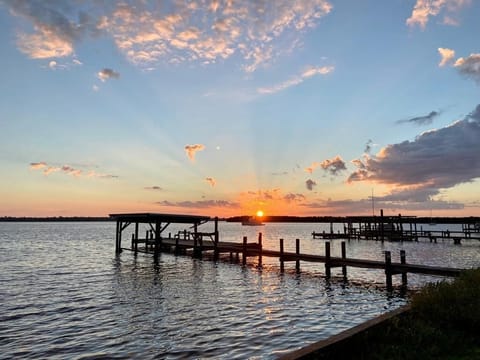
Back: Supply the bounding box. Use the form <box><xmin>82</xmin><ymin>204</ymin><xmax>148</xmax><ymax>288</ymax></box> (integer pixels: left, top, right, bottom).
<box><xmin>256</xmin><ymin>210</ymin><xmax>264</xmax><ymax>217</ymax></box>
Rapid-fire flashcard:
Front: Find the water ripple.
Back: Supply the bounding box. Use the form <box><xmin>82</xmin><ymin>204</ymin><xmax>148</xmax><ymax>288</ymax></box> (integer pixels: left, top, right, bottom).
<box><xmin>1</xmin><ymin>222</ymin><xmax>476</xmax><ymax>358</ymax></box>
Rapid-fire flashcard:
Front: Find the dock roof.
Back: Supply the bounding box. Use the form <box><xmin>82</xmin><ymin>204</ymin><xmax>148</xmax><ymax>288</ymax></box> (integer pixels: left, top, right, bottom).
<box><xmin>109</xmin><ymin>213</ymin><xmax>211</xmax><ymax>224</ymax></box>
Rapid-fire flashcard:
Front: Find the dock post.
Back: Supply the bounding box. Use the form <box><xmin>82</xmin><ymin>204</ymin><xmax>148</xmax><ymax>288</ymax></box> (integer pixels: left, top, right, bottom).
<box><xmin>134</xmin><ymin>223</ymin><xmax>138</xmax><ymax>253</ymax></box>
<box><xmin>325</xmin><ymin>242</ymin><xmax>331</xmax><ymax>278</ymax></box>
<box><xmin>115</xmin><ymin>221</ymin><xmax>123</xmax><ymax>253</ymax></box>
<box><xmin>214</xmin><ymin>217</ymin><xmax>219</xmax><ymax>260</ymax></box>
<box><xmin>295</xmin><ymin>239</ymin><xmax>300</xmax><ymax>273</ymax></box>
<box><xmin>131</xmin><ymin>233</ymin><xmax>135</xmax><ymax>250</ymax></box>
<box><xmin>400</xmin><ymin>250</ymin><xmax>407</xmax><ymax>286</ymax></box>
<box><xmin>154</xmin><ymin>221</ymin><xmax>161</xmax><ymax>258</ymax></box>
<box><xmin>175</xmin><ymin>236</ymin><xmax>180</xmax><ymax>255</ymax></box>
<box><xmin>380</xmin><ymin>209</ymin><xmax>385</xmax><ymax>242</ymax></box>
<box><xmin>258</xmin><ymin>232</ymin><xmax>263</xmax><ymax>267</ymax></box>
<box><xmin>341</xmin><ymin>241</ymin><xmax>347</xmax><ymax>278</ymax></box>
<box><xmin>242</xmin><ymin>236</ymin><xmax>247</xmax><ymax>266</ymax></box>
<box><xmin>385</xmin><ymin>251</ymin><xmax>392</xmax><ymax>290</ymax></box>
<box><xmin>279</xmin><ymin>238</ymin><xmax>285</xmax><ymax>272</ymax></box>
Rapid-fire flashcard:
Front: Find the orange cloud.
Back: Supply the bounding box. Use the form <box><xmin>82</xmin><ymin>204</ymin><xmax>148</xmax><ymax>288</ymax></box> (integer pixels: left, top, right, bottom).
<box><xmin>407</xmin><ymin>0</ymin><xmax>471</xmax><ymax>29</ymax></box>
<box><xmin>29</xmin><ymin>162</ymin><xmax>117</xmax><ymax>179</ymax></box>
<box><xmin>185</xmin><ymin>144</ymin><xmax>206</xmax><ymax>161</ymax></box>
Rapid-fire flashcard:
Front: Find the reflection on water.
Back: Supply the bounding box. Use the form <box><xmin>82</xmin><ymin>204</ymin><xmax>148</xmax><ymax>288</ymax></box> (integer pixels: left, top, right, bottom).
<box><xmin>0</xmin><ymin>221</ymin><xmax>478</xmax><ymax>359</ymax></box>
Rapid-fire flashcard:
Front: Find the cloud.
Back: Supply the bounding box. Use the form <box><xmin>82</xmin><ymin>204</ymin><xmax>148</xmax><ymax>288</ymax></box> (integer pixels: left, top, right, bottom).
<box><xmin>156</xmin><ymin>199</ymin><xmax>239</xmax><ymax>208</ymax></box>
<box><xmin>97</xmin><ymin>68</ymin><xmax>120</xmax><ymax>82</ymax></box>
<box><xmin>438</xmin><ymin>47</ymin><xmax>456</xmax><ymax>67</ymax></box>
<box><xmin>145</xmin><ymin>186</ymin><xmax>163</xmax><ymax>191</ymax></box>
<box><xmin>348</xmin><ymin>104</ymin><xmax>480</xmax><ymax>202</ymax></box>
<box><xmin>396</xmin><ymin>110</ymin><xmax>441</xmax><ymax>126</ymax></box>
<box><xmin>257</xmin><ymin>65</ymin><xmax>334</xmax><ymax>94</ymax></box>
<box><xmin>364</xmin><ymin>139</ymin><xmax>373</xmax><ymax>154</ymax></box>
<box><xmin>29</xmin><ymin>161</ymin><xmax>117</xmax><ymax>179</ymax></box>
<box><xmin>454</xmin><ymin>53</ymin><xmax>480</xmax><ymax>83</ymax></box>
<box><xmin>4</xmin><ymin>1</ymin><xmax>333</xmax><ymax>72</ymax></box>
<box><xmin>320</xmin><ymin>155</ymin><xmax>347</xmax><ymax>176</ymax></box>
<box><xmin>406</xmin><ymin>0</ymin><xmax>471</xmax><ymax>29</ymax></box>
<box><xmin>184</xmin><ymin>144</ymin><xmax>205</xmax><ymax>161</ymax></box>
<box><xmin>305</xmin><ymin>156</ymin><xmax>346</xmax><ymax>176</ymax></box>
<box><xmin>438</xmin><ymin>49</ymin><xmax>480</xmax><ymax>84</ymax></box>
<box><xmin>305</xmin><ymin>162</ymin><xmax>320</xmax><ymax>174</ymax></box>
<box><xmin>302</xmin><ymin>196</ymin><xmax>464</xmax><ymax>213</ymax></box>
<box><xmin>29</xmin><ymin>162</ymin><xmax>47</xmax><ymax>169</ymax></box>
<box><xmin>5</xmin><ymin>0</ymin><xmax>98</xmax><ymax>59</ymax></box>
<box><xmin>284</xmin><ymin>193</ymin><xmax>306</xmax><ymax>203</ymax></box>
<box><xmin>205</xmin><ymin>177</ymin><xmax>216</xmax><ymax>187</ymax></box>
<box><xmin>306</xmin><ymin>179</ymin><xmax>317</xmax><ymax>191</ymax></box>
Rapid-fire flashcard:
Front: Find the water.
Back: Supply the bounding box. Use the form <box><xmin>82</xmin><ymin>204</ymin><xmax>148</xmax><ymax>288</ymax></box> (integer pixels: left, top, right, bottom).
<box><xmin>0</xmin><ymin>221</ymin><xmax>478</xmax><ymax>359</ymax></box>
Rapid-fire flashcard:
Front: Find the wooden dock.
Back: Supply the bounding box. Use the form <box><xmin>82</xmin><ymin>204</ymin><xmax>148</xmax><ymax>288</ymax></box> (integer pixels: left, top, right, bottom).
<box><xmin>311</xmin><ymin>210</ymin><xmax>480</xmax><ymax>244</ymax></box>
<box><xmin>110</xmin><ymin>213</ymin><xmax>467</xmax><ymax>290</ymax></box>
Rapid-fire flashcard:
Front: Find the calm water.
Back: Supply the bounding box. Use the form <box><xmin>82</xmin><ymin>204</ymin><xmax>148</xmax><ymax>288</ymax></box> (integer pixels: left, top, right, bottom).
<box><xmin>1</xmin><ymin>221</ymin><xmax>479</xmax><ymax>359</ymax></box>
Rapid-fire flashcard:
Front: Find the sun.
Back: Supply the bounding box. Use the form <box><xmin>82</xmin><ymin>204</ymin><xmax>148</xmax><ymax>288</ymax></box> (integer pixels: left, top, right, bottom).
<box><xmin>256</xmin><ymin>210</ymin><xmax>264</xmax><ymax>217</ymax></box>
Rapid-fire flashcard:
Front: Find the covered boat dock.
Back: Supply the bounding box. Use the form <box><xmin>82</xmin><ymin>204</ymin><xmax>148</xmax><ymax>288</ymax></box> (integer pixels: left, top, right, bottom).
<box><xmin>110</xmin><ymin>213</ymin><xmax>216</xmax><ymax>256</ymax></box>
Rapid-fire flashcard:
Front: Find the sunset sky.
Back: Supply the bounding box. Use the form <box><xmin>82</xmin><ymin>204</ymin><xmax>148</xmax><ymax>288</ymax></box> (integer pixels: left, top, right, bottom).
<box><xmin>1</xmin><ymin>0</ymin><xmax>479</xmax><ymax>218</ymax></box>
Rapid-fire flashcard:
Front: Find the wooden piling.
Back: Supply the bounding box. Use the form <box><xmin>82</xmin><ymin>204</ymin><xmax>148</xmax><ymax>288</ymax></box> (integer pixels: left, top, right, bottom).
<box><xmin>214</xmin><ymin>217</ymin><xmax>219</xmax><ymax>260</ymax></box>
<box><xmin>400</xmin><ymin>250</ymin><xmax>407</xmax><ymax>286</ymax></box>
<box><xmin>242</xmin><ymin>236</ymin><xmax>247</xmax><ymax>265</ymax></box>
<box><xmin>295</xmin><ymin>239</ymin><xmax>300</xmax><ymax>273</ymax></box>
<box><xmin>325</xmin><ymin>242</ymin><xmax>331</xmax><ymax>278</ymax></box>
<box><xmin>341</xmin><ymin>241</ymin><xmax>347</xmax><ymax>278</ymax></box>
<box><xmin>385</xmin><ymin>251</ymin><xmax>392</xmax><ymax>290</ymax></box>
<box><xmin>258</xmin><ymin>233</ymin><xmax>263</xmax><ymax>267</ymax></box>
<box><xmin>280</xmin><ymin>238</ymin><xmax>285</xmax><ymax>272</ymax></box>
<box><xmin>175</xmin><ymin>236</ymin><xmax>180</xmax><ymax>255</ymax></box>
<box><xmin>154</xmin><ymin>221</ymin><xmax>161</xmax><ymax>257</ymax></box>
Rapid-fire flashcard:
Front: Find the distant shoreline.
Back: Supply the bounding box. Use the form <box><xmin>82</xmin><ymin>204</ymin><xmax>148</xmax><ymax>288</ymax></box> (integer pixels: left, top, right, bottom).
<box><xmin>1</xmin><ymin>215</ymin><xmax>479</xmax><ymax>224</ymax></box>
<box><xmin>0</xmin><ymin>217</ymin><xmax>112</xmax><ymax>222</ymax></box>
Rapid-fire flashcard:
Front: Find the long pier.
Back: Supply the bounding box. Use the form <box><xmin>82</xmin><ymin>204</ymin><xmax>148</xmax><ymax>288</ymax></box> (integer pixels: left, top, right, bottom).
<box><xmin>110</xmin><ymin>213</ymin><xmax>467</xmax><ymax>290</ymax></box>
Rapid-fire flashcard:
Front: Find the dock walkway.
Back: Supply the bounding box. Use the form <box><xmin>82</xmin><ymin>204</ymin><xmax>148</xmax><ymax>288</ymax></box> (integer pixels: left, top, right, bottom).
<box><xmin>110</xmin><ymin>213</ymin><xmax>467</xmax><ymax>290</ymax></box>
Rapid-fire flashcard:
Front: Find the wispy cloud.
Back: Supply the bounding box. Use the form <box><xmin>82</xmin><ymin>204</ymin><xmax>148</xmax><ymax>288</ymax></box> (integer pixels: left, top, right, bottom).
<box><xmin>205</xmin><ymin>177</ymin><xmax>216</xmax><ymax>187</ymax></box>
<box><xmin>348</xmin><ymin>104</ymin><xmax>480</xmax><ymax>202</ymax></box>
<box><xmin>406</xmin><ymin>0</ymin><xmax>472</xmax><ymax>29</ymax></box>
<box><xmin>284</xmin><ymin>193</ymin><xmax>306</xmax><ymax>203</ymax></box>
<box><xmin>157</xmin><ymin>199</ymin><xmax>239</xmax><ymax>208</ymax></box>
<box><xmin>305</xmin><ymin>162</ymin><xmax>321</xmax><ymax>174</ymax></box>
<box><xmin>257</xmin><ymin>65</ymin><xmax>334</xmax><ymax>94</ymax></box>
<box><xmin>4</xmin><ymin>1</ymin><xmax>332</xmax><ymax>72</ymax></box>
<box><xmin>144</xmin><ymin>186</ymin><xmax>163</xmax><ymax>191</ymax></box>
<box><xmin>396</xmin><ymin>110</ymin><xmax>441</xmax><ymax>126</ymax></box>
<box><xmin>184</xmin><ymin>144</ymin><xmax>205</xmax><ymax>161</ymax></box>
<box><xmin>97</xmin><ymin>68</ymin><xmax>120</xmax><ymax>82</ymax></box>
<box><xmin>29</xmin><ymin>161</ymin><xmax>118</xmax><ymax>179</ymax></box>
<box><xmin>364</xmin><ymin>139</ymin><xmax>373</xmax><ymax>154</ymax></box>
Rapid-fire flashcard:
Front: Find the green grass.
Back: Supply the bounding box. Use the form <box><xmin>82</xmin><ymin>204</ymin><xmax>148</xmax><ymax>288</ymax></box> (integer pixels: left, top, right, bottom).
<box><xmin>309</xmin><ymin>268</ymin><xmax>480</xmax><ymax>360</ymax></box>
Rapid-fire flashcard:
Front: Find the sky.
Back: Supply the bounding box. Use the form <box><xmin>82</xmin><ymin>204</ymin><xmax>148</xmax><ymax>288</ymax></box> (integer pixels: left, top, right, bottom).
<box><xmin>0</xmin><ymin>0</ymin><xmax>479</xmax><ymax>218</ymax></box>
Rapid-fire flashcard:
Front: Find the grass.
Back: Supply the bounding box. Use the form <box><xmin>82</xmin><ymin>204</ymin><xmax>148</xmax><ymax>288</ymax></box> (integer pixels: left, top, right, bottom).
<box><xmin>308</xmin><ymin>268</ymin><xmax>480</xmax><ymax>360</ymax></box>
